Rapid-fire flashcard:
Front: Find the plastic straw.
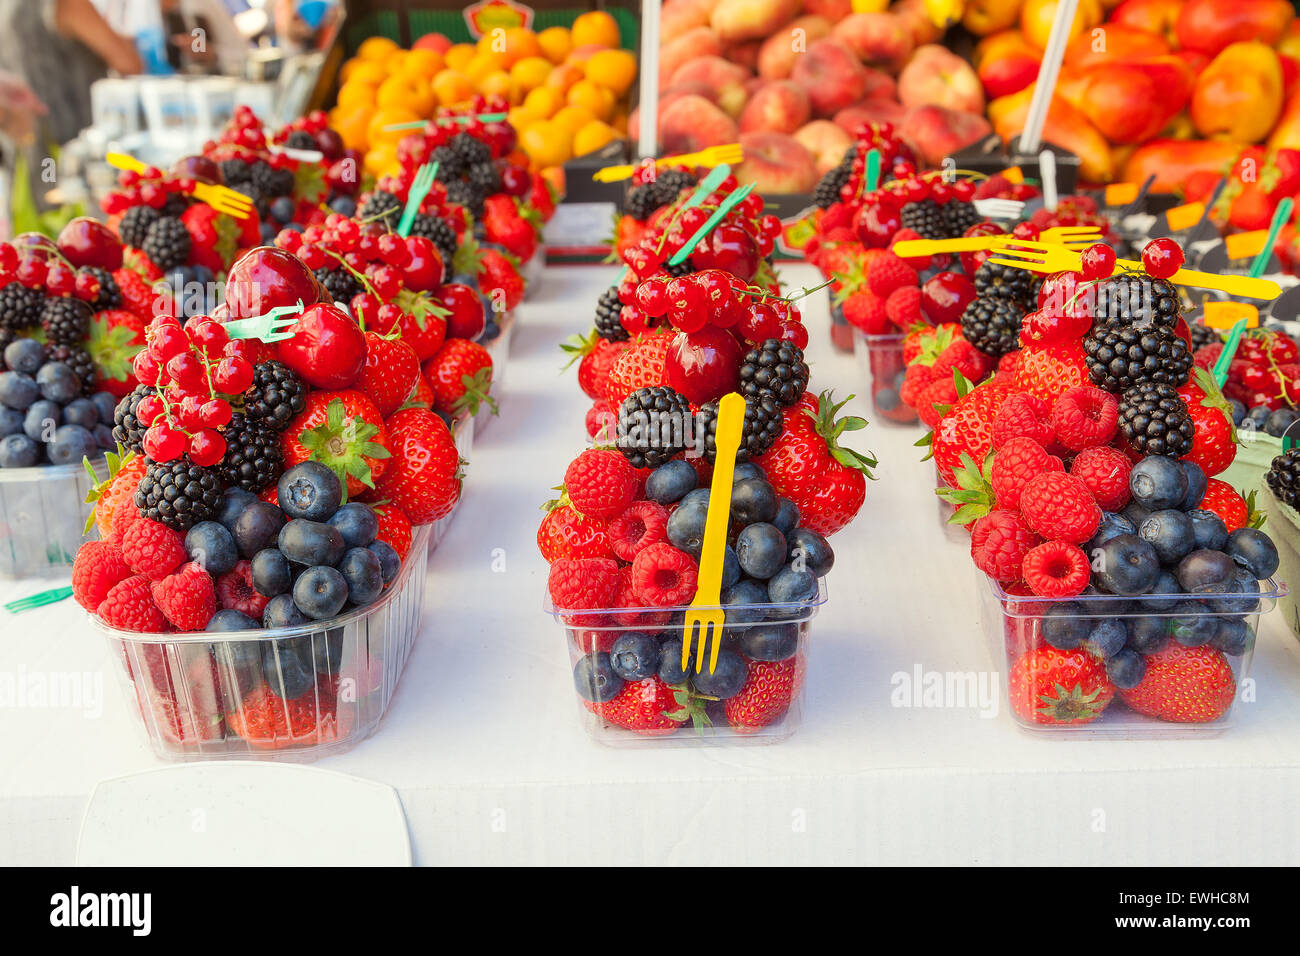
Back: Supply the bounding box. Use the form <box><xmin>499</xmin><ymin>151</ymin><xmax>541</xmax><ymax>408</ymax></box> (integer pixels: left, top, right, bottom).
<box><xmin>1250</xmin><ymin>196</ymin><xmax>1294</xmax><ymax>279</ymax></box>
<box><xmin>1019</xmin><ymin>0</ymin><xmax>1079</xmax><ymax>155</ymax></box>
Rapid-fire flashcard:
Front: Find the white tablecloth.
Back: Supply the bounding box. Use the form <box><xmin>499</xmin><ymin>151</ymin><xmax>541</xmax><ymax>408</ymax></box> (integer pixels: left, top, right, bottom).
<box><xmin>5</xmin><ymin>263</ymin><xmax>1300</xmax><ymax>866</ymax></box>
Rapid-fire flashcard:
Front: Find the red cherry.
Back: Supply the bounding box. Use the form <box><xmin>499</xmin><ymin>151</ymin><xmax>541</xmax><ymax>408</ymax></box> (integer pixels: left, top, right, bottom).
<box><xmin>664</xmin><ymin>326</ymin><xmax>745</xmax><ymax>405</ymax></box>
<box><xmin>1079</xmin><ymin>243</ymin><xmax>1117</xmax><ymax>281</ymax></box>
<box><xmin>369</xmin><ymin>264</ymin><xmax>403</xmax><ymax>300</ymax></box>
<box><xmin>224</xmin><ymin>246</ymin><xmax>324</xmax><ymax>320</ymax></box>
<box><xmin>739</xmin><ymin>301</ymin><xmax>781</xmax><ymax>343</ymax></box>
<box><xmin>776</xmin><ymin>319</ymin><xmax>809</xmax><ymax>350</ymax></box>
<box><xmin>187</xmin><ymin>428</ymin><xmax>227</xmax><ymax>467</ymax></box>
<box><xmin>635</xmin><ymin>276</ymin><xmax>670</xmax><ymax>317</ymax></box>
<box><xmin>374</xmin><ymin>303</ymin><xmax>405</xmax><ymax>335</ymax></box>
<box><xmin>617</xmin><ymin>277</ymin><xmax>639</xmax><ymax>305</ymax></box>
<box><xmin>403</xmin><ymin>236</ymin><xmax>443</xmax><ymax>294</ymax></box>
<box><xmin>691</xmin><ymin>223</ymin><xmax>759</xmax><ymax>282</ymax></box>
<box><xmin>73</xmin><ymin>270</ymin><xmax>101</xmax><ymax>302</ymax></box>
<box><xmin>1142</xmin><ymin>237</ymin><xmax>1184</xmax><ymax>279</ymax></box>
<box><xmin>0</xmin><ymin>243</ymin><xmax>16</xmax><ymax>273</ymax></box>
<box><xmin>56</xmin><ymin>217</ymin><xmax>123</xmax><ymax>270</ymax></box>
<box><xmin>919</xmin><ymin>271</ymin><xmax>977</xmax><ymax>325</ymax></box>
<box><xmin>275</xmin><ymin>302</ymin><xmax>367</xmax><ymax>389</ymax></box>
<box><xmin>350</xmin><ymin>292</ymin><xmax>381</xmax><ymax>328</ymax></box>
<box><xmin>854</xmin><ymin>203</ymin><xmax>902</xmax><ymax>249</ymax></box>
<box><xmin>619</xmin><ymin>304</ymin><xmax>648</xmax><ymax>336</ymax></box>
<box><xmin>377</xmin><ymin>233</ymin><xmax>411</xmax><ymax>268</ymax></box>
<box><xmin>441</xmin><ymin>283</ymin><xmax>486</xmax><ymax>340</ymax></box>
<box><xmin>15</xmin><ymin>256</ymin><xmax>46</xmax><ymax>288</ymax></box>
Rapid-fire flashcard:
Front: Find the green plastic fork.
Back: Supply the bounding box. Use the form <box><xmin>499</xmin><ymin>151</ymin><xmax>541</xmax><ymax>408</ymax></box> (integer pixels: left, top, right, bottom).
<box><xmin>383</xmin><ymin>112</ymin><xmax>508</xmax><ymax>132</ymax></box>
<box><xmin>5</xmin><ymin>587</ymin><xmax>72</xmax><ymax>613</ymax></box>
<box><xmin>397</xmin><ymin>162</ymin><xmax>439</xmax><ymax>238</ymax></box>
<box><xmin>667</xmin><ymin>183</ymin><xmax>755</xmax><ymax>267</ymax></box>
<box><xmin>224</xmin><ymin>302</ymin><xmax>303</xmax><ymax>343</ymax></box>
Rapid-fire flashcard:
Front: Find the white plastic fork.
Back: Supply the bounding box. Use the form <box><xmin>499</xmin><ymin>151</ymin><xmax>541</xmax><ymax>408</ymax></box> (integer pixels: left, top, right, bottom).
<box><xmin>973</xmin><ymin>198</ymin><xmax>1025</xmax><ymax>220</ymax></box>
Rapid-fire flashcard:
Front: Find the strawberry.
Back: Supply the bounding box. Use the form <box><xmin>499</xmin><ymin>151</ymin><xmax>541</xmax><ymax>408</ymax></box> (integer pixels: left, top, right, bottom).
<box><xmin>1199</xmin><ymin>478</ymin><xmax>1252</xmax><ymax>532</ymax></box>
<box><xmin>604</xmin><ymin>330</ymin><xmax>673</xmax><ymax>407</ymax></box>
<box><xmin>373</xmin><ymin>503</ymin><xmax>414</xmax><ymax>560</ymax></box>
<box><xmin>392</xmin><ymin>289</ymin><xmax>448</xmax><ymax>361</ymax></box>
<box><xmin>528</xmin><ymin>171</ymin><xmax>556</xmax><ymax>221</ymax></box>
<box><xmin>1119</xmin><ymin>643</ymin><xmax>1237</xmax><ymax>723</ymax></box>
<box><xmin>724</xmin><ymin>657</ymin><xmax>803</xmax><ymax>733</ymax></box>
<box><xmin>141</xmin><ymin>649</ymin><xmax>226</xmax><ymax>746</ymax></box>
<box><xmin>87</xmin><ymin>309</ymin><xmax>146</xmax><ymax>399</ymax></box>
<box><xmin>482</xmin><ymin>194</ymin><xmax>537</xmax><ymax>262</ymax></box>
<box><xmin>1008</xmin><ymin>645</ymin><xmax>1115</xmax><ymax>725</ymax></box>
<box><xmin>366</xmin><ymin>408</ymin><xmax>462</xmax><ymax>523</ymax></box>
<box><xmin>1179</xmin><ymin>368</ymin><xmax>1238</xmax><ymax>477</ymax></box>
<box><xmin>930</xmin><ymin>379</ymin><xmax>1016</xmax><ymax>487</ymax></box>
<box><xmin>360</xmin><ymin>331</ymin><xmax>421</xmax><ymax>418</ymax></box>
<box><xmin>584</xmin><ymin>676</ymin><xmax>686</xmax><ymax>736</ymax></box>
<box><xmin>282</xmin><ymin>391</ymin><xmax>392</xmax><ymax>498</ymax></box>
<box><xmin>181</xmin><ymin>204</ymin><xmax>242</xmax><ymax>273</ymax></box>
<box><xmin>562</xmin><ymin>331</ymin><xmax>628</xmax><ymax>401</ymax></box>
<box><xmin>1013</xmin><ymin>342</ymin><xmax>1088</xmax><ymax>406</ymax></box>
<box><xmin>423</xmin><ymin>338</ymin><xmax>495</xmax><ymax>417</ymax></box>
<box><xmin>113</xmin><ymin>266</ymin><xmax>166</xmax><ymax>319</ymax></box>
<box><xmin>840</xmin><ymin>290</ymin><xmax>890</xmax><ymax>334</ymax></box>
<box><xmin>755</xmin><ymin>390</ymin><xmax>876</xmax><ymax>536</ymax></box>
<box><xmin>537</xmin><ymin>504</ymin><xmax>611</xmax><ymax>562</ymax></box>
<box><xmin>86</xmin><ymin>447</ymin><xmax>145</xmax><ymax>538</ymax></box>
<box><xmin>478</xmin><ymin>248</ymin><xmax>525</xmax><ymax>312</ymax></box>
<box><xmin>614</xmin><ymin>214</ymin><xmax>648</xmax><ymax>258</ymax></box>
<box><xmin>225</xmin><ymin>681</ymin><xmax>343</xmax><ymax>749</ymax></box>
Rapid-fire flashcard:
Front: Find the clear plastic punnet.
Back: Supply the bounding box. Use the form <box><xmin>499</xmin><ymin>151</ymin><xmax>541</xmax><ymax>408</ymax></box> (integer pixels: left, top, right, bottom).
<box><xmin>977</xmin><ymin>570</ymin><xmax>1286</xmax><ymax>736</ymax></box>
<box><xmin>852</xmin><ymin>328</ymin><xmax>918</xmax><ymax>426</ymax></box>
<box><xmin>0</xmin><ymin>458</ymin><xmax>106</xmax><ymax>578</ymax></box>
<box><xmin>96</xmin><ymin>524</ymin><xmax>432</xmax><ymax>761</ymax></box>
<box><xmin>548</xmin><ymin>582</ymin><xmax>827</xmax><ymax>746</ymax></box>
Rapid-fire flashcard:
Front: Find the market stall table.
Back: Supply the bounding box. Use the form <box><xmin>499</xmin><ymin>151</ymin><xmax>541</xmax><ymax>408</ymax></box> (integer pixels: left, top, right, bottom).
<box><xmin>4</xmin><ymin>264</ymin><xmax>1300</xmax><ymax>866</ymax></box>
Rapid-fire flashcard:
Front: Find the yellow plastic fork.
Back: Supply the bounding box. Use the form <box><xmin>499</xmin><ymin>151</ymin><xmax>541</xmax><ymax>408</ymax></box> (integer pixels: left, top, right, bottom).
<box><xmin>892</xmin><ymin>226</ymin><xmax>1102</xmax><ymax>258</ymax></box>
<box><xmin>593</xmin><ymin>143</ymin><xmax>745</xmax><ymax>183</ymax></box>
<box><xmin>985</xmin><ymin>239</ymin><xmax>1283</xmax><ymax>300</ymax></box>
<box><xmin>682</xmin><ymin>392</ymin><xmax>745</xmax><ymax>676</ymax></box>
<box><xmin>106</xmin><ymin>152</ymin><xmax>254</xmax><ymax>220</ymax></box>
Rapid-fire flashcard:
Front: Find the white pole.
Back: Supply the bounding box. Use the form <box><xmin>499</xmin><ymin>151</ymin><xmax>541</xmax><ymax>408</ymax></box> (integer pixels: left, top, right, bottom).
<box><xmin>638</xmin><ymin>0</ymin><xmax>660</xmax><ymax>158</ymax></box>
<box><xmin>1040</xmin><ymin>149</ymin><xmax>1058</xmax><ymax>212</ymax></box>
<box><xmin>1019</xmin><ymin>0</ymin><xmax>1079</xmax><ymax>156</ymax></box>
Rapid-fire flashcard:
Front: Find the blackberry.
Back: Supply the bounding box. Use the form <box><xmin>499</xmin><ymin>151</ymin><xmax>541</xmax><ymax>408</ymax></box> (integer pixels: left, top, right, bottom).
<box><xmin>142</xmin><ymin>217</ymin><xmax>191</xmax><ymax>271</ymax></box>
<box><xmin>134</xmin><ymin>457</ymin><xmax>223</xmax><ymax>531</ymax></box>
<box><xmin>944</xmin><ymin>202</ymin><xmax>982</xmax><ymax>237</ymax></box>
<box><xmin>0</xmin><ymin>328</ymin><xmax>13</xmax><ymax>361</ymax></box>
<box><xmin>250</xmin><ymin>160</ymin><xmax>294</xmax><ymax>197</ymax></box>
<box><xmin>450</xmin><ymin>133</ymin><xmax>491</xmax><ymax>167</ymax></box>
<box><xmin>739</xmin><ymin>339</ymin><xmax>809</xmax><ymax>406</ymax></box>
<box><xmin>973</xmin><ymin>259</ymin><xmax>1033</xmax><ymax>303</ymax></box>
<box><xmin>900</xmin><ymin>200</ymin><xmax>948</xmax><ymax>241</ymax></box>
<box><xmin>431</xmin><ymin>146</ymin><xmax>465</xmax><ymax>182</ymax></box>
<box><xmin>624</xmin><ymin>182</ymin><xmax>661</xmax><ymax>220</ymax></box>
<box><xmin>813</xmin><ymin>151</ymin><xmax>854</xmax><ymax>209</ymax></box>
<box><xmin>615</xmin><ymin>387</ymin><xmax>693</xmax><ymax>468</ymax></box>
<box><xmin>161</xmin><ymin>193</ymin><xmax>190</xmax><ymax>217</ymax></box>
<box><xmin>698</xmin><ymin>393</ymin><xmax>784</xmax><ymax>464</ymax></box>
<box><xmin>40</xmin><ymin>296</ymin><xmax>92</xmax><ymax>345</ymax></box>
<box><xmin>231</xmin><ymin>180</ymin><xmax>270</xmax><ymax>219</ymax></box>
<box><xmin>0</xmin><ymin>282</ymin><xmax>44</xmax><ymax>332</ymax></box>
<box><xmin>409</xmin><ymin>213</ymin><xmax>457</xmax><ymax>267</ymax></box>
<box><xmin>467</xmin><ymin>161</ymin><xmax>500</xmax><ymax>194</ymax></box>
<box><xmin>118</xmin><ymin>204</ymin><xmax>160</xmax><ymax>248</ymax></box>
<box><xmin>82</xmin><ymin>266</ymin><xmax>122</xmax><ymax>310</ymax></box>
<box><xmin>1083</xmin><ymin>326</ymin><xmax>1192</xmax><ymax>392</ymax></box>
<box><xmin>594</xmin><ymin>285</ymin><xmax>628</xmax><ymax>342</ymax></box>
<box><xmin>656</xmin><ymin>169</ymin><xmax>696</xmax><ymax>195</ymax></box>
<box><xmin>1094</xmin><ymin>273</ymin><xmax>1180</xmax><ymax>330</ymax></box>
<box><xmin>1266</xmin><ymin>448</ymin><xmax>1300</xmax><ymax>508</ymax></box>
<box><xmin>1188</xmin><ymin>322</ymin><xmax>1220</xmax><ymax>351</ymax></box>
<box><xmin>960</xmin><ymin>296</ymin><xmax>1023</xmax><ymax>358</ymax></box>
<box><xmin>445</xmin><ymin>179</ymin><xmax>483</xmax><ymax>219</ymax></box>
<box><xmin>1119</xmin><ymin>382</ymin><xmax>1195</xmax><ymax>458</ymax></box>
<box><xmin>358</xmin><ymin>189</ymin><xmax>402</xmax><ymax>229</ymax></box>
<box><xmin>241</xmin><ymin>360</ymin><xmax>306</xmax><ymax>431</ymax></box>
<box><xmin>285</xmin><ymin>130</ymin><xmax>318</xmax><ymax>151</ymax></box>
<box><xmin>664</xmin><ymin>258</ymin><xmax>693</xmax><ymax>278</ymax></box>
<box><xmin>219</xmin><ymin>159</ymin><xmax>252</xmax><ymax>184</ymax></box>
<box><xmin>44</xmin><ymin>344</ymin><xmax>97</xmax><ymax>395</ymax></box>
<box><xmin>218</xmin><ymin>413</ymin><xmax>283</xmax><ymax>493</ymax></box>
<box><xmin>112</xmin><ymin>384</ymin><xmax>156</xmax><ymax>451</ymax></box>
<box><xmin>313</xmin><ymin>267</ymin><xmax>363</xmax><ymax>304</ymax></box>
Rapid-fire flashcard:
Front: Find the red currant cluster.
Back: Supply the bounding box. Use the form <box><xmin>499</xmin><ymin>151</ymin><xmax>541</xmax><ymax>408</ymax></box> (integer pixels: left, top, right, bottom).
<box><xmin>836</xmin><ymin>123</ymin><xmax>915</xmax><ymax>205</ymax></box>
<box><xmin>1027</xmin><ymin>194</ymin><xmax>1110</xmax><ymax>235</ymax></box>
<box><xmin>268</xmin><ymin>108</ymin><xmax>332</xmax><ymax>146</ymax></box>
<box><xmin>627</xmin><ymin>269</ymin><xmax>809</xmax><ymax>349</ymax></box>
<box><xmin>219</xmin><ymin>104</ymin><xmax>280</xmax><ymax>152</ymax></box>
<box><xmin>0</xmin><ymin>236</ymin><xmax>116</xmax><ymax>302</ymax></box>
<box><xmin>100</xmin><ymin>166</ymin><xmax>202</xmax><ymax>217</ymax></box>
<box><xmin>130</xmin><ymin>315</ymin><xmax>258</xmax><ymax>466</ymax></box>
<box><xmin>621</xmin><ymin>183</ymin><xmax>782</xmax><ymax>278</ymax></box>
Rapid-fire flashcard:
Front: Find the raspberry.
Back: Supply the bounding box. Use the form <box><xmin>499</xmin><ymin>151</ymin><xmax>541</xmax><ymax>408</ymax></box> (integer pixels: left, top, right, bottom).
<box><xmin>917</xmin><ymin>376</ymin><xmax>958</xmax><ymax>427</ymax></box>
<box><xmin>865</xmin><ymin>252</ymin><xmax>918</xmax><ymax>299</ymax></box>
<box><xmin>111</xmin><ymin>502</ymin><xmax>142</xmax><ymax>541</ymax></box>
<box><xmin>841</xmin><ymin>292</ymin><xmax>889</xmax><ymax>334</ymax></box>
<box><xmin>97</xmin><ymin>574</ymin><xmax>168</xmax><ymax>632</ymax></box>
<box><xmin>548</xmin><ymin>556</ymin><xmax>621</xmax><ymax>610</ymax></box>
<box><xmin>885</xmin><ymin>285</ymin><xmax>922</xmax><ymax>328</ymax></box>
<box><xmin>120</xmin><ymin>518</ymin><xmax>186</xmax><ymax>580</ymax></box>
<box><xmin>1021</xmin><ymin>540</ymin><xmax>1090</xmax><ymax>597</ymax></box>
<box><xmin>991</xmin><ymin>392</ymin><xmax>1054</xmax><ymax>449</ymax></box>
<box><xmin>611</xmin><ymin>565</ymin><xmax>671</xmax><ymax>627</ymax></box>
<box><xmin>1070</xmin><ymin>446</ymin><xmax>1132</xmax><ymax>512</ymax></box>
<box><xmin>1018</xmin><ymin>472</ymin><xmax>1101</xmax><ymax>544</ymax></box>
<box><xmin>970</xmin><ymin>510</ymin><xmax>1040</xmax><ymax>582</ymax></box>
<box><xmin>585</xmin><ymin>399</ymin><xmax>616</xmax><ymax>440</ymax></box>
<box><xmin>151</xmin><ymin>561</ymin><xmax>217</xmax><ymax>630</ymax></box>
<box><xmin>630</xmin><ymin>541</ymin><xmax>699</xmax><ymax>607</ymax></box>
<box><xmin>991</xmin><ymin>436</ymin><xmax>1063</xmax><ymax>510</ymax></box>
<box><xmin>564</xmin><ymin>449</ymin><xmax>637</xmax><ymax>520</ymax></box>
<box><xmin>899</xmin><ymin>363</ymin><xmax>938</xmax><ymax>409</ymax></box>
<box><xmin>607</xmin><ymin>500</ymin><xmax>669</xmax><ymax>562</ymax></box>
<box><xmin>72</xmin><ymin>541</ymin><xmax>132</xmax><ymax>612</ymax></box>
<box><xmin>1050</xmin><ymin>385</ymin><xmax>1118</xmax><ymax>451</ymax></box>
<box><xmin>217</xmin><ymin>559</ymin><xmax>270</xmax><ymax>619</ymax></box>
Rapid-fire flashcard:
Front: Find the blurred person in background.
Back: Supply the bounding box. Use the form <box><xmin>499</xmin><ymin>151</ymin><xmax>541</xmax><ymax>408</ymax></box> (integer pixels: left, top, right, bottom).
<box><xmin>161</xmin><ymin>0</ymin><xmax>250</xmax><ymax>74</ymax></box>
<box><xmin>273</xmin><ymin>0</ymin><xmax>338</xmax><ymax>53</ymax></box>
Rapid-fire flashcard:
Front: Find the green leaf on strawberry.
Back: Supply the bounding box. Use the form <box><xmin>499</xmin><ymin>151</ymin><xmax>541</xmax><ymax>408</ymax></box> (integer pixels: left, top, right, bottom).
<box><xmin>452</xmin><ymin>367</ymin><xmax>499</xmax><ymax>418</ymax></box>
<box><xmin>293</xmin><ymin>162</ymin><xmax>328</xmax><ymax>204</ymax></box>
<box><xmin>801</xmin><ymin>390</ymin><xmax>877</xmax><ymax>478</ymax></box>
<box><xmin>1191</xmin><ymin>366</ymin><xmax>1240</xmax><ymax>446</ymax></box>
<box><xmin>87</xmin><ymin>316</ymin><xmax>145</xmax><ymax>383</ymax></box>
<box><xmin>452</xmin><ymin>228</ymin><xmax>483</xmax><ymax>278</ymax></box>
<box><xmin>1246</xmin><ymin>489</ymin><xmax>1267</xmax><ymax>530</ymax></box>
<box><xmin>297</xmin><ymin>398</ymin><xmax>392</xmax><ymax>499</ymax></box>
<box><xmin>394</xmin><ymin>288</ymin><xmax>450</xmax><ymax>332</ymax></box>
<box><xmin>935</xmin><ymin>451</ymin><xmax>995</xmax><ymax>524</ymax></box>
<box><xmin>82</xmin><ymin>444</ymin><xmax>133</xmax><ymax>533</ymax></box>
<box><xmin>662</xmin><ymin>684</ymin><xmax>712</xmax><ymax>734</ymax></box>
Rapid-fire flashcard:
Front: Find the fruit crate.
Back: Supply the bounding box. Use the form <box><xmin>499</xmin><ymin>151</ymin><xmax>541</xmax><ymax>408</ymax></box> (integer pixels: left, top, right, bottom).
<box><xmin>0</xmin><ymin>458</ymin><xmax>107</xmax><ymax>578</ymax></box>
<box><xmin>1258</xmin><ymin>484</ymin><xmax>1300</xmax><ymax>639</ymax></box>
<box><xmin>852</xmin><ymin>328</ymin><xmax>917</xmax><ymax>427</ymax></box>
<box><xmin>977</xmin><ymin>571</ymin><xmax>1286</xmax><ymax>737</ymax></box>
<box><xmin>97</xmin><ymin>524</ymin><xmax>432</xmax><ymax>761</ymax></box>
<box><xmin>549</xmin><ymin>582</ymin><xmax>827</xmax><ymax>747</ymax></box>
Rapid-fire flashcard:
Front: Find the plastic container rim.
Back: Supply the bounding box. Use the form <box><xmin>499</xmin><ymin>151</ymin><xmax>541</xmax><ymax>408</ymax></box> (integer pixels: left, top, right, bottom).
<box><xmin>546</xmin><ymin>579</ymin><xmax>828</xmax><ymax>626</ymax></box>
<box><xmin>0</xmin><ymin>454</ymin><xmax>108</xmax><ymax>484</ymax></box>
<box><xmin>983</xmin><ymin>571</ymin><xmax>1288</xmax><ymax>619</ymax></box>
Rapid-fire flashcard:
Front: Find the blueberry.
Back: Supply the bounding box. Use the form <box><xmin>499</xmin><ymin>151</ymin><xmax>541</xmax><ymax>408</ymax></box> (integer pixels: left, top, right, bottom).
<box><xmin>573</xmin><ymin>652</ymin><xmax>623</xmax><ymax>703</ymax></box>
<box><xmin>90</xmin><ymin>391</ymin><xmax>118</xmax><ymax>425</ymax></box>
<box><xmin>0</xmin><ymin>433</ymin><xmax>38</xmax><ymax>467</ymax></box>
<box><xmin>262</xmin><ymin>592</ymin><xmax>306</xmax><ymax>629</ymax></box>
<box><xmin>92</xmin><ymin>423</ymin><xmax>115</xmax><ymax>450</ymax></box>
<box><xmin>1138</xmin><ymin>509</ymin><xmax>1196</xmax><ymax>565</ymax></box>
<box><xmin>680</xmin><ymin>487</ymin><xmax>710</xmax><ymax>510</ymax></box>
<box><xmin>3</xmin><ymin>338</ymin><xmax>43</xmax><ymax>375</ymax></box>
<box><xmin>1225</xmin><ymin>527</ymin><xmax>1279</xmax><ymax>579</ymax></box>
<box><xmin>184</xmin><ymin>521</ymin><xmax>238</xmax><ymax>576</ymax></box>
<box><xmin>733</xmin><ymin>463</ymin><xmax>764</xmax><ymax>483</ymax></box>
<box><xmin>36</xmin><ymin>362</ymin><xmax>80</xmax><ymax>403</ymax></box>
<box><xmin>23</xmin><ymin>400</ymin><xmax>59</xmax><ymax>441</ymax></box>
<box><xmin>1212</xmin><ymin>617</ymin><xmax>1252</xmax><ymax>656</ymax></box>
<box><xmin>1213</xmin><ymin>566</ymin><xmax>1261</xmax><ymax>614</ymax></box>
<box><xmin>1082</xmin><ymin>586</ymin><xmax>1134</xmax><ymax>614</ymax></box>
<box><xmin>1178</xmin><ymin>460</ymin><xmax>1208</xmax><ymax>511</ymax></box>
<box><xmin>875</xmin><ymin>387</ymin><xmax>901</xmax><ymax>412</ymax></box>
<box><xmin>736</xmin><ymin>622</ymin><xmax>798</xmax><ymax>661</ymax></box>
<box><xmin>1105</xmin><ymin>648</ymin><xmax>1147</xmax><ymax>689</ymax></box>
<box><xmin>338</xmin><ymin>546</ymin><xmax>384</xmax><ymax>606</ymax></box>
<box><xmin>216</xmin><ymin>639</ymin><xmax>263</xmax><ymax>690</ymax></box>
<box><xmin>0</xmin><ymin>407</ymin><xmax>22</xmax><ymax>437</ymax></box>
<box><xmin>328</xmin><ymin>501</ymin><xmax>379</xmax><ymax>548</ymax></box>
<box><xmin>477</xmin><ymin>318</ymin><xmax>501</xmax><ymax>343</ymax></box>
<box><xmin>1136</xmin><ymin>570</ymin><xmax>1182</xmax><ymax>609</ymax></box>
<box><xmin>1185</xmin><ymin>509</ymin><xmax>1228</xmax><ymax>551</ymax></box>
<box><xmin>1169</xmin><ymin>602</ymin><xmax>1217</xmax><ymax>646</ymax></box>
<box><xmin>1228</xmin><ymin>399</ymin><xmax>1247</xmax><ymax>426</ymax></box>
<box><xmin>772</xmin><ymin>498</ymin><xmax>799</xmax><ymax>536</ymax></box>
<box><xmin>1129</xmin><ymin>455</ymin><xmax>1187</xmax><ymax>510</ymax></box>
<box><xmin>786</xmin><ymin>527</ymin><xmax>834</xmax><ymax>576</ymax></box>
<box><xmin>329</xmin><ymin>195</ymin><xmax>357</xmax><ymax>217</ymax></box>
<box><xmin>1126</xmin><ymin>616</ymin><xmax>1169</xmax><ymax>654</ymax></box>
<box><xmin>313</xmin><ymin>629</ymin><xmax>344</xmax><ymax>674</ymax></box>
<box><xmin>721</xmin><ymin>545</ymin><xmax>740</xmax><ymax>590</ymax></box>
<box><xmin>1042</xmin><ymin>602</ymin><xmax>1090</xmax><ymax>649</ymax></box>
<box><xmin>608</xmin><ymin>631</ymin><xmax>660</xmax><ymax>680</ymax></box>
<box><xmin>368</xmin><ymin>540</ymin><xmax>401</xmax><ymax>584</ymax></box>
<box><xmin>1088</xmin><ymin>511</ymin><xmax>1137</xmax><ymax>551</ymax></box>
<box><xmin>735</xmin><ymin>523</ymin><xmax>786</xmax><ymax>579</ymax></box>
<box><xmin>232</xmin><ymin>501</ymin><xmax>286</xmax><ymax>558</ymax></box>
<box><xmin>251</xmin><ymin>548</ymin><xmax>292</xmax><ymax>596</ymax></box>
<box><xmin>292</xmin><ymin>565</ymin><xmax>349</xmax><ymax>620</ymax></box>
<box><xmin>262</xmin><ymin>636</ymin><xmax>315</xmax><ymax>699</ymax></box>
<box><xmin>270</xmin><ymin>196</ymin><xmax>296</xmax><ymax>223</ymax></box>
<box><xmin>691</xmin><ymin>649</ymin><xmax>748</xmax><ymax>698</ymax></box>
<box><xmin>1086</xmin><ymin>618</ymin><xmax>1127</xmax><ymax>658</ymax></box>
<box><xmin>1177</xmin><ymin>549</ymin><xmax>1237</xmax><ymax>593</ymax></box>
<box><xmin>657</xmin><ymin>637</ymin><xmax>692</xmax><ymax>685</ymax></box>
<box><xmin>645</xmin><ymin>459</ymin><xmax>697</xmax><ymax>503</ymax></box>
<box><xmin>1094</xmin><ymin>534</ymin><xmax>1161</xmax><ymax>595</ymax></box>
<box><xmin>205</xmin><ymin>609</ymin><xmax>259</xmax><ymax>631</ymax></box>
<box><xmin>730</xmin><ymin>478</ymin><xmax>778</xmax><ymax>526</ymax></box>
<box><xmin>46</xmin><ymin>424</ymin><xmax>96</xmax><ymax>465</ymax></box>
<box><xmin>767</xmin><ymin>564</ymin><xmax>819</xmax><ymax>605</ymax></box>
<box><xmin>1265</xmin><ymin>407</ymin><xmax>1300</xmax><ymax>439</ymax></box>
<box><xmin>61</xmin><ymin>398</ymin><xmax>98</xmax><ymax>429</ymax></box>
<box><xmin>665</xmin><ymin>499</ymin><xmax>707</xmax><ymax>556</ymax></box>
<box><xmin>217</xmin><ymin>488</ymin><xmax>258</xmax><ymax>532</ymax></box>
<box><xmin>1122</xmin><ymin>500</ymin><xmax>1152</xmax><ymax>530</ymax></box>
<box><xmin>0</xmin><ymin>370</ymin><xmax>38</xmax><ymax>409</ymax></box>
<box><xmin>277</xmin><ymin>461</ymin><xmax>342</xmax><ymax>521</ymax></box>
<box><xmin>278</xmin><ymin>518</ymin><xmax>346</xmax><ymax>568</ymax></box>
<box><xmin>1247</xmin><ymin>405</ymin><xmax>1270</xmax><ymax>429</ymax></box>
<box><xmin>722</xmin><ymin>579</ymin><xmax>770</xmax><ymax>624</ymax></box>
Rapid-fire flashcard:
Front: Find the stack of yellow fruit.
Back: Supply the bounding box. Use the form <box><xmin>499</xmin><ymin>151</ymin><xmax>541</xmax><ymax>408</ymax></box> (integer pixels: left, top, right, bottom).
<box><xmin>329</xmin><ymin>11</ymin><xmax>637</xmax><ymax>178</ymax></box>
